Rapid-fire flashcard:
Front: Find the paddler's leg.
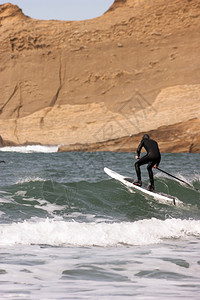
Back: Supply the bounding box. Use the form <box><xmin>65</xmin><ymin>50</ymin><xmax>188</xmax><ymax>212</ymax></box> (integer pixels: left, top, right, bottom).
<box><xmin>134</xmin><ymin>155</ymin><xmax>149</xmax><ymax>186</ymax></box>
<box><xmin>134</xmin><ymin>162</ymin><xmax>142</xmax><ymax>186</ymax></box>
<box><xmin>147</xmin><ymin>161</ymin><xmax>155</xmax><ymax>191</ymax></box>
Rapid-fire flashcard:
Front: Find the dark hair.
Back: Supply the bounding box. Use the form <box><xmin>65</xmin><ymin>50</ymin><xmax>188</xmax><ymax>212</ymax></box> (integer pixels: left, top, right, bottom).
<box><xmin>143</xmin><ymin>134</ymin><xmax>150</xmax><ymax>139</ymax></box>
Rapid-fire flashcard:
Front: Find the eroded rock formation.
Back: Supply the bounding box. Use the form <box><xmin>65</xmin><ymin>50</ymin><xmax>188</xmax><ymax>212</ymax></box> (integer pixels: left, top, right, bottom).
<box><xmin>0</xmin><ymin>0</ymin><xmax>200</xmax><ymax>152</ymax></box>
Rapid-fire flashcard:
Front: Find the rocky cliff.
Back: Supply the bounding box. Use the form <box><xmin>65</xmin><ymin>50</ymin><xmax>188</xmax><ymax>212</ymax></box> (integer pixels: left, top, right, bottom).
<box><xmin>0</xmin><ymin>0</ymin><xmax>200</xmax><ymax>152</ymax></box>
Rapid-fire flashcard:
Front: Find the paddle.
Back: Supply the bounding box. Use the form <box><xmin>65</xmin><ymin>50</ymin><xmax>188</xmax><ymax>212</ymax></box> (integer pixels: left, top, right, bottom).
<box><xmin>156</xmin><ymin>167</ymin><xmax>199</xmax><ymax>192</ymax></box>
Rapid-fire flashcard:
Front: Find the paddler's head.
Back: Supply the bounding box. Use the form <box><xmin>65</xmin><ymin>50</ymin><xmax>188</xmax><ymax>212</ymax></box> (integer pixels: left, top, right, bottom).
<box><xmin>143</xmin><ymin>134</ymin><xmax>150</xmax><ymax>140</ymax></box>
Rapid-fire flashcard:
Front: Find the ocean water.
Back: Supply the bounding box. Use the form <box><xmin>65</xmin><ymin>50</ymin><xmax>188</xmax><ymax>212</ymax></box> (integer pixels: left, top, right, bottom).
<box><xmin>0</xmin><ymin>146</ymin><xmax>200</xmax><ymax>299</ymax></box>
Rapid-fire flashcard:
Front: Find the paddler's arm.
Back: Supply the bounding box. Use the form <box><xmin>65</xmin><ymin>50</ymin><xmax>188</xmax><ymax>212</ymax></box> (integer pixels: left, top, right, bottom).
<box><xmin>153</xmin><ymin>161</ymin><xmax>160</xmax><ymax>168</ymax></box>
<box><xmin>135</xmin><ymin>140</ymin><xmax>144</xmax><ymax>159</ymax></box>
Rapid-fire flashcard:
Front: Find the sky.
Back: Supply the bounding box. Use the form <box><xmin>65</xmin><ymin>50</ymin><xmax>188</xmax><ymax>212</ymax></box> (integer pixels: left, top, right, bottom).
<box><xmin>0</xmin><ymin>0</ymin><xmax>115</xmax><ymax>21</ymax></box>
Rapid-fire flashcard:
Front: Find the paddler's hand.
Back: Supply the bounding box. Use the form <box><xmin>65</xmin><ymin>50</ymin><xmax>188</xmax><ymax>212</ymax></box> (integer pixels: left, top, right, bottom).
<box><xmin>153</xmin><ymin>165</ymin><xmax>157</xmax><ymax>169</ymax></box>
<box><xmin>135</xmin><ymin>156</ymin><xmax>139</xmax><ymax>159</ymax></box>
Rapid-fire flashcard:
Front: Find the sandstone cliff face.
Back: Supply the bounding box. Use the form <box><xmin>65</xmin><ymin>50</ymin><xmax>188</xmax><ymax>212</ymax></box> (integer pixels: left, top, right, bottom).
<box><xmin>58</xmin><ymin>119</ymin><xmax>200</xmax><ymax>153</ymax></box>
<box><xmin>0</xmin><ymin>0</ymin><xmax>200</xmax><ymax>152</ymax></box>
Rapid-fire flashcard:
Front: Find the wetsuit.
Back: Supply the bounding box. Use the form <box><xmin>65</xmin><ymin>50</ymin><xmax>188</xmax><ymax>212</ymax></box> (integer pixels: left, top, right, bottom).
<box><xmin>135</xmin><ymin>134</ymin><xmax>161</xmax><ymax>190</ymax></box>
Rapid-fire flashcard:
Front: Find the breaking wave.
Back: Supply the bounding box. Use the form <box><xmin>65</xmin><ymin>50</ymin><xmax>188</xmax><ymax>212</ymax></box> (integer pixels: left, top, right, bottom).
<box><xmin>0</xmin><ymin>145</ymin><xmax>59</xmax><ymax>153</ymax></box>
<box><xmin>0</xmin><ymin>218</ymin><xmax>200</xmax><ymax>247</ymax></box>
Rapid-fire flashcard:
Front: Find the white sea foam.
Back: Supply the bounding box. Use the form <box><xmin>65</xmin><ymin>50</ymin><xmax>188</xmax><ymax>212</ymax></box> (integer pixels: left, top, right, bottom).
<box><xmin>16</xmin><ymin>177</ymin><xmax>46</xmax><ymax>184</ymax></box>
<box><xmin>0</xmin><ymin>145</ymin><xmax>59</xmax><ymax>153</ymax></box>
<box><xmin>0</xmin><ymin>218</ymin><xmax>200</xmax><ymax>247</ymax></box>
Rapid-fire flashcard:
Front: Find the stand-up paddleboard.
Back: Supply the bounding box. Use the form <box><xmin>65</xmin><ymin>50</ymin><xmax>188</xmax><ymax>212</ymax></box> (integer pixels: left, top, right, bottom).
<box><xmin>104</xmin><ymin>167</ymin><xmax>177</xmax><ymax>205</ymax></box>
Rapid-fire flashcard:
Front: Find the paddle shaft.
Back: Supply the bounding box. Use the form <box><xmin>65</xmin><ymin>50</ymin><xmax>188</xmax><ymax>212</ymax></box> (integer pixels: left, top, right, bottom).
<box><xmin>157</xmin><ymin>167</ymin><xmax>194</xmax><ymax>188</ymax></box>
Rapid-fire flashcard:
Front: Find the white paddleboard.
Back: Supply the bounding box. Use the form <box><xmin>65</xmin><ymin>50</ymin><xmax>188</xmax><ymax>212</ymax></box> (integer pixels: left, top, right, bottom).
<box><xmin>104</xmin><ymin>167</ymin><xmax>177</xmax><ymax>205</ymax></box>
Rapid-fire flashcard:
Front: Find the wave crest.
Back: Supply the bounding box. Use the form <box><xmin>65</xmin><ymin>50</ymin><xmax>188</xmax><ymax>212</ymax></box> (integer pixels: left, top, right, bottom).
<box><xmin>0</xmin><ymin>145</ymin><xmax>59</xmax><ymax>153</ymax></box>
<box><xmin>0</xmin><ymin>218</ymin><xmax>200</xmax><ymax>247</ymax></box>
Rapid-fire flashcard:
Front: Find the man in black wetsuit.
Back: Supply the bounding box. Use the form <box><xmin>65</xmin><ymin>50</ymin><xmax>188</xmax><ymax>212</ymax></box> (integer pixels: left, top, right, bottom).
<box><xmin>134</xmin><ymin>134</ymin><xmax>161</xmax><ymax>191</ymax></box>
